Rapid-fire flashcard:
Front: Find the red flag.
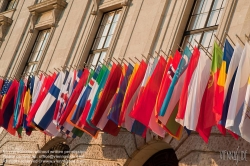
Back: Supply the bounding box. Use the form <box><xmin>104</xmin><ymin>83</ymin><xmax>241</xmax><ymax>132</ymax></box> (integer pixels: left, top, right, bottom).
<box><xmin>130</xmin><ymin>56</ymin><xmax>167</xmax><ymax>126</ymax></box>
<box><xmin>0</xmin><ymin>80</ymin><xmax>19</xmax><ymax>135</ymax></box>
<box><xmin>155</xmin><ymin>52</ymin><xmax>181</xmax><ymax>121</ymax></box>
<box><xmin>119</xmin><ymin>61</ymin><xmax>147</xmax><ymax>126</ymax></box>
<box><xmin>58</xmin><ymin>69</ymin><xmax>90</xmax><ymax>125</ymax></box>
<box><xmin>26</xmin><ymin>73</ymin><xmax>57</xmax><ymax>127</ymax></box>
<box><xmin>91</xmin><ymin>64</ymin><xmax>123</xmax><ymax>132</ymax></box>
<box><xmin>176</xmin><ymin>47</ymin><xmax>200</xmax><ymax>123</ymax></box>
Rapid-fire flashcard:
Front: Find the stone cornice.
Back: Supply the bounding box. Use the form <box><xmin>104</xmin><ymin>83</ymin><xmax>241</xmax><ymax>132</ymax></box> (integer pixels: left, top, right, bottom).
<box><xmin>28</xmin><ymin>0</ymin><xmax>67</xmax><ymax>32</ymax></box>
<box><xmin>0</xmin><ymin>14</ymin><xmax>12</xmax><ymax>41</ymax></box>
<box><xmin>28</xmin><ymin>0</ymin><xmax>67</xmax><ymax>13</ymax></box>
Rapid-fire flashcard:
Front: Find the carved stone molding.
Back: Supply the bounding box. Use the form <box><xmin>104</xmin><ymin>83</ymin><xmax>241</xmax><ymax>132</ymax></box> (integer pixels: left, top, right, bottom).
<box><xmin>99</xmin><ymin>0</ymin><xmax>131</xmax><ymax>12</ymax></box>
<box><xmin>121</xmin><ymin>0</ymin><xmax>130</xmax><ymax>6</ymax></box>
<box><xmin>0</xmin><ymin>15</ymin><xmax>12</xmax><ymax>41</ymax></box>
<box><xmin>28</xmin><ymin>0</ymin><xmax>67</xmax><ymax>32</ymax></box>
<box><xmin>91</xmin><ymin>0</ymin><xmax>100</xmax><ymax>15</ymax></box>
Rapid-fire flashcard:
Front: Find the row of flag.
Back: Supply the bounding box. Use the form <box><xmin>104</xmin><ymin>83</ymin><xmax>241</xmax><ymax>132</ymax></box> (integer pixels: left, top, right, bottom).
<box><xmin>0</xmin><ymin>39</ymin><xmax>250</xmax><ymax>144</ymax></box>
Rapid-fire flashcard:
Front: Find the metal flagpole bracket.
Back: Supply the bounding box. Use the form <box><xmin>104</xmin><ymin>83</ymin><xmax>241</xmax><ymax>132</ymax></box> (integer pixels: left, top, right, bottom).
<box><xmin>186</xmin><ymin>40</ymin><xmax>194</xmax><ymax>49</ymax></box>
<box><xmin>129</xmin><ymin>57</ymin><xmax>136</xmax><ymax>64</ymax></box>
<box><xmin>236</xmin><ymin>34</ymin><xmax>245</xmax><ymax>46</ymax></box>
<box><xmin>194</xmin><ymin>39</ymin><xmax>212</xmax><ymax>60</ymax></box>
<box><xmin>214</xmin><ymin>34</ymin><xmax>224</xmax><ymax>48</ymax></box>
<box><xmin>160</xmin><ymin>49</ymin><xmax>168</xmax><ymax>57</ymax></box>
<box><xmin>245</xmin><ymin>34</ymin><xmax>250</xmax><ymax>42</ymax></box>
<box><xmin>225</xmin><ymin>33</ymin><xmax>235</xmax><ymax>46</ymax></box>
<box><xmin>134</xmin><ymin>56</ymin><xmax>141</xmax><ymax>63</ymax></box>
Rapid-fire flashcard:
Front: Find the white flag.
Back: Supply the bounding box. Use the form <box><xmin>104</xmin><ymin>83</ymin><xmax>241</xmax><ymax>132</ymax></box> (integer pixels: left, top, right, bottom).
<box><xmin>184</xmin><ymin>52</ymin><xmax>211</xmax><ymax>130</ymax></box>
<box><xmin>226</xmin><ymin>43</ymin><xmax>250</xmax><ymax>135</ymax></box>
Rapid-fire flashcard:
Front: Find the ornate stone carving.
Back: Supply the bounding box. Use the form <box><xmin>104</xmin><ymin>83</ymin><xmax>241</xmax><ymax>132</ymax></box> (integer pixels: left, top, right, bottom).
<box><xmin>91</xmin><ymin>0</ymin><xmax>100</xmax><ymax>15</ymax></box>
<box><xmin>28</xmin><ymin>0</ymin><xmax>67</xmax><ymax>32</ymax></box>
<box><xmin>121</xmin><ymin>0</ymin><xmax>130</xmax><ymax>6</ymax></box>
<box><xmin>0</xmin><ymin>15</ymin><xmax>12</xmax><ymax>41</ymax></box>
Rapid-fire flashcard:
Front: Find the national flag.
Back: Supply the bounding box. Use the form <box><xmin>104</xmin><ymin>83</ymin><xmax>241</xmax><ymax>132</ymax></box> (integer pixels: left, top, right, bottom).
<box><xmin>26</xmin><ymin>73</ymin><xmax>57</xmax><ymax>127</ymax></box>
<box><xmin>201</xmin><ymin>42</ymin><xmax>223</xmax><ymax>130</ymax></box>
<box><xmin>107</xmin><ymin>64</ymin><xmax>133</xmax><ymax>125</ymax></box>
<box><xmin>13</xmin><ymin>80</ymin><xmax>25</xmax><ymax>128</ymax></box>
<box><xmin>58</xmin><ymin>69</ymin><xmax>89</xmax><ymax>126</ymax></box>
<box><xmin>91</xmin><ymin>63</ymin><xmax>123</xmax><ymax>134</ymax></box>
<box><xmin>130</xmin><ymin>56</ymin><xmax>167</xmax><ymax>128</ymax></box>
<box><xmin>119</xmin><ymin>60</ymin><xmax>147</xmax><ymax>134</ymax></box>
<box><xmin>155</xmin><ymin>51</ymin><xmax>182</xmax><ymax>122</ymax></box>
<box><xmin>33</xmin><ymin>72</ymin><xmax>65</xmax><ymax>132</ymax></box>
<box><xmin>86</xmin><ymin>65</ymin><xmax>110</xmax><ymax>129</ymax></box>
<box><xmin>176</xmin><ymin>47</ymin><xmax>200</xmax><ymax>126</ymax></box>
<box><xmin>158</xmin><ymin>48</ymin><xmax>192</xmax><ymax>139</ymax></box>
<box><xmin>130</xmin><ymin>58</ymin><xmax>158</xmax><ymax>137</ymax></box>
<box><xmin>23</xmin><ymin>76</ymin><xmax>35</xmax><ymax>135</ymax></box>
<box><xmin>195</xmin><ymin>51</ymin><xmax>215</xmax><ymax>143</ymax></box>
<box><xmin>225</xmin><ymin>42</ymin><xmax>250</xmax><ymax>136</ymax></box>
<box><xmin>79</xmin><ymin>65</ymin><xmax>108</xmax><ymax>138</ymax></box>
<box><xmin>217</xmin><ymin>43</ymin><xmax>243</xmax><ymax>137</ymax></box>
<box><xmin>0</xmin><ymin>79</ymin><xmax>18</xmax><ymax>135</ymax></box>
<box><xmin>239</xmin><ymin>76</ymin><xmax>250</xmax><ymax>143</ymax></box>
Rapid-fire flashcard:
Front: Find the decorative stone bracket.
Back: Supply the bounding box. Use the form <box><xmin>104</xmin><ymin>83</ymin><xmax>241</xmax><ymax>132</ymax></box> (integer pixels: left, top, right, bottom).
<box><xmin>92</xmin><ymin>0</ymin><xmax>131</xmax><ymax>15</ymax></box>
<box><xmin>28</xmin><ymin>0</ymin><xmax>67</xmax><ymax>32</ymax></box>
<box><xmin>0</xmin><ymin>15</ymin><xmax>12</xmax><ymax>41</ymax></box>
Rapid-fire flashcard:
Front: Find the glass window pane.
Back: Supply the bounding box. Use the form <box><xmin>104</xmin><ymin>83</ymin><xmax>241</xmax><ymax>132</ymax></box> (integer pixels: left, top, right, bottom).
<box><xmin>107</xmin><ymin>12</ymin><xmax>115</xmax><ymax>24</ymax></box>
<box><xmin>104</xmin><ymin>35</ymin><xmax>112</xmax><ymax>48</ymax></box>
<box><xmin>98</xmin><ymin>51</ymin><xmax>106</xmax><ymax>66</ymax></box>
<box><xmin>207</xmin><ymin>10</ymin><xmax>220</xmax><ymax>27</ymax></box>
<box><xmin>188</xmin><ymin>13</ymin><xmax>208</xmax><ymax>30</ymax></box>
<box><xmin>102</xmin><ymin>24</ymin><xmax>111</xmax><ymax>36</ymax></box>
<box><xmin>201</xmin><ymin>31</ymin><xmax>213</xmax><ymax>47</ymax></box>
<box><xmin>216</xmin><ymin>9</ymin><xmax>224</xmax><ymax>25</ymax></box>
<box><xmin>97</xmin><ymin>37</ymin><xmax>106</xmax><ymax>49</ymax></box>
<box><xmin>113</xmin><ymin>11</ymin><xmax>121</xmax><ymax>22</ymax></box>
<box><xmin>193</xmin><ymin>0</ymin><xmax>203</xmax><ymax>15</ymax></box>
<box><xmin>109</xmin><ymin>22</ymin><xmax>117</xmax><ymax>35</ymax></box>
<box><xmin>201</xmin><ymin>0</ymin><xmax>213</xmax><ymax>13</ymax></box>
<box><xmin>212</xmin><ymin>0</ymin><xmax>224</xmax><ymax>10</ymax></box>
<box><xmin>91</xmin><ymin>52</ymin><xmax>100</xmax><ymax>67</ymax></box>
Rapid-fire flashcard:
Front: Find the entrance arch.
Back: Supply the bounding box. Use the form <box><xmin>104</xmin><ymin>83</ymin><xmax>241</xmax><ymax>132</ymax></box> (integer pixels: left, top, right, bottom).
<box><xmin>31</xmin><ymin>137</ymin><xmax>70</xmax><ymax>166</ymax></box>
<box><xmin>125</xmin><ymin>140</ymin><xmax>178</xmax><ymax>166</ymax></box>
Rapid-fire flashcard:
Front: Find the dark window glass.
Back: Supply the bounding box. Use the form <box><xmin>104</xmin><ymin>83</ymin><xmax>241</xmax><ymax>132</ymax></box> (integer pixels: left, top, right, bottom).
<box><xmin>5</xmin><ymin>0</ymin><xmax>17</xmax><ymax>11</ymax></box>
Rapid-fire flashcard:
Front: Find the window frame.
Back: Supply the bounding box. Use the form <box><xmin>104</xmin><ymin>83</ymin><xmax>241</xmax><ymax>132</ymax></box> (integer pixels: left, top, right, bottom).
<box><xmin>86</xmin><ymin>8</ymin><xmax>122</xmax><ymax>69</ymax></box>
<box><xmin>180</xmin><ymin>0</ymin><xmax>226</xmax><ymax>51</ymax></box>
<box><xmin>5</xmin><ymin>0</ymin><xmax>17</xmax><ymax>11</ymax></box>
<box><xmin>22</xmin><ymin>28</ymin><xmax>51</xmax><ymax>76</ymax></box>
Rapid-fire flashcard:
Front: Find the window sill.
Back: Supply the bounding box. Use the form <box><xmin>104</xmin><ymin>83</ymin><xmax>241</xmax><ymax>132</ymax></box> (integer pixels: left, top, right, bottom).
<box><xmin>28</xmin><ymin>0</ymin><xmax>67</xmax><ymax>13</ymax></box>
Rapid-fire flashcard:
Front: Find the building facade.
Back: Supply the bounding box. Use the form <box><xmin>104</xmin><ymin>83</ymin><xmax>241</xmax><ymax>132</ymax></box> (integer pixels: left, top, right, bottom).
<box><xmin>0</xmin><ymin>0</ymin><xmax>250</xmax><ymax>165</ymax></box>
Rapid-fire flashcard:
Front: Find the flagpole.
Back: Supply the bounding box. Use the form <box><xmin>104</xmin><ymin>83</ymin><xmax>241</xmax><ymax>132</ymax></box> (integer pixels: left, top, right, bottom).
<box><xmin>194</xmin><ymin>39</ymin><xmax>212</xmax><ymax>60</ymax></box>
<box><xmin>186</xmin><ymin>40</ymin><xmax>194</xmax><ymax>49</ymax></box>
<box><xmin>134</xmin><ymin>57</ymin><xmax>141</xmax><ymax>63</ymax></box>
<box><xmin>129</xmin><ymin>57</ymin><xmax>136</xmax><ymax>64</ymax></box>
<box><xmin>177</xmin><ymin>44</ymin><xmax>184</xmax><ymax>52</ymax></box>
<box><xmin>214</xmin><ymin>34</ymin><xmax>224</xmax><ymax>48</ymax></box>
<box><xmin>236</xmin><ymin>34</ymin><xmax>245</xmax><ymax>46</ymax></box>
<box><xmin>160</xmin><ymin>49</ymin><xmax>168</xmax><ymax>57</ymax></box>
<box><xmin>141</xmin><ymin>54</ymin><xmax>147</xmax><ymax>60</ymax></box>
<box><xmin>225</xmin><ymin>33</ymin><xmax>236</xmax><ymax>46</ymax></box>
<box><xmin>245</xmin><ymin>34</ymin><xmax>250</xmax><ymax>42</ymax></box>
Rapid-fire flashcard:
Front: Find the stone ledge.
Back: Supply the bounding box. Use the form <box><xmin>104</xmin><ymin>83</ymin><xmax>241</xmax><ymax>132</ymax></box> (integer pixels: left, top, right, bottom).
<box><xmin>28</xmin><ymin>0</ymin><xmax>67</xmax><ymax>13</ymax></box>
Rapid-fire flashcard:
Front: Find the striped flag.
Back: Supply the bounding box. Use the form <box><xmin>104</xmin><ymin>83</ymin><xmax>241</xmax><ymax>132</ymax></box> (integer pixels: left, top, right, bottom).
<box><xmin>86</xmin><ymin>65</ymin><xmax>110</xmax><ymax>129</ymax></box>
<box><xmin>33</xmin><ymin>72</ymin><xmax>65</xmax><ymax>131</ymax></box>
<box><xmin>107</xmin><ymin>64</ymin><xmax>133</xmax><ymax>125</ymax></box>
<box><xmin>120</xmin><ymin>61</ymin><xmax>147</xmax><ymax>134</ymax></box>
<box><xmin>218</xmin><ymin>43</ymin><xmax>243</xmax><ymax>137</ymax></box>
<box><xmin>239</xmin><ymin>76</ymin><xmax>250</xmax><ymax>143</ymax></box>
<box><xmin>176</xmin><ymin>47</ymin><xmax>200</xmax><ymax>126</ymax></box>
<box><xmin>91</xmin><ymin>63</ymin><xmax>123</xmax><ymax>135</ymax></box>
<box><xmin>226</xmin><ymin>42</ymin><xmax>250</xmax><ymax>136</ymax></box>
